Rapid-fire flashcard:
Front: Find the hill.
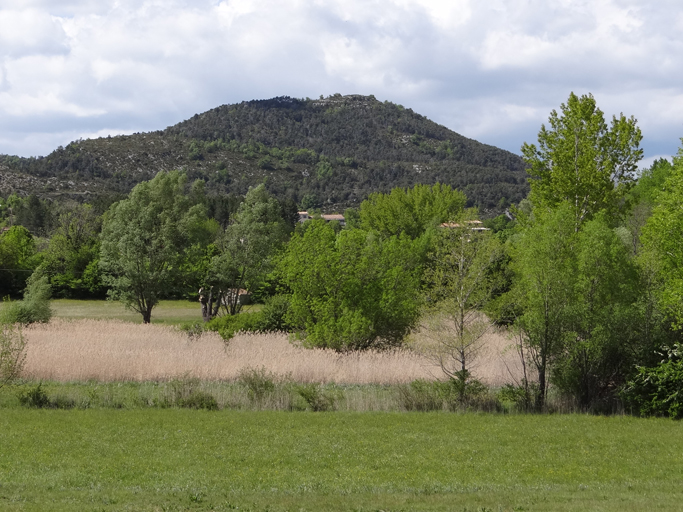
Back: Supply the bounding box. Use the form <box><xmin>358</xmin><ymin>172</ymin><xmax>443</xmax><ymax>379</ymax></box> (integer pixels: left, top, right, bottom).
<box><xmin>0</xmin><ymin>94</ymin><xmax>528</xmax><ymax>214</ymax></box>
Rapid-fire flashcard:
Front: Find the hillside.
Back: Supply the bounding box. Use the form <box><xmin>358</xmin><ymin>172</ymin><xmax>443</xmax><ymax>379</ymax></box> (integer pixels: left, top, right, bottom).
<box><xmin>0</xmin><ymin>94</ymin><xmax>528</xmax><ymax>213</ymax></box>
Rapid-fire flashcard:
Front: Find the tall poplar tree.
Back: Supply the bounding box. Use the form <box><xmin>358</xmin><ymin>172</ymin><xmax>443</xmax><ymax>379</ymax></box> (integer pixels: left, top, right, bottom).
<box><xmin>521</xmin><ymin>92</ymin><xmax>642</xmax><ymax>230</ymax></box>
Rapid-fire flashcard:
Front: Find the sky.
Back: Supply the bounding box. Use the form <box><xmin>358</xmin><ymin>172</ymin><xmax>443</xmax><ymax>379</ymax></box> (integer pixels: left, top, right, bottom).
<box><xmin>1</xmin><ymin>0</ymin><xmax>682</xmax><ymax>167</ymax></box>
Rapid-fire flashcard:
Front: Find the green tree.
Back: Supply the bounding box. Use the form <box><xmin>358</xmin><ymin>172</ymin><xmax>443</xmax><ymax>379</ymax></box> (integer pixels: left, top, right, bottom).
<box><xmin>552</xmin><ymin>214</ymin><xmax>639</xmax><ymax>409</ymax></box>
<box><xmin>40</xmin><ymin>203</ymin><xmax>103</xmax><ymax>298</ymax></box>
<box><xmin>510</xmin><ymin>203</ymin><xmax>577</xmax><ymax>409</ymax></box>
<box><xmin>206</xmin><ymin>184</ymin><xmax>289</xmax><ymax>318</ymax></box>
<box><xmin>13</xmin><ymin>194</ymin><xmax>54</xmax><ymax>236</ymax></box>
<box><xmin>359</xmin><ymin>183</ymin><xmax>467</xmax><ymax>239</ymax></box>
<box><xmin>419</xmin><ymin>218</ymin><xmax>502</xmax><ymax>392</ymax></box>
<box><xmin>279</xmin><ymin>220</ymin><xmax>423</xmax><ymax>351</ymax></box>
<box><xmin>99</xmin><ymin>171</ymin><xmax>211</xmax><ymax>323</ymax></box>
<box><xmin>629</xmin><ymin>158</ymin><xmax>673</xmax><ymax>206</ymax></box>
<box><xmin>0</xmin><ymin>226</ymin><xmax>39</xmax><ymax>297</ymax></box>
<box><xmin>641</xmin><ymin>144</ymin><xmax>683</xmax><ymax>328</ymax></box>
<box><xmin>522</xmin><ymin>92</ymin><xmax>643</xmax><ymax>230</ymax></box>
<box><xmin>2</xmin><ymin>269</ymin><xmax>53</xmax><ymax>325</ymax></box>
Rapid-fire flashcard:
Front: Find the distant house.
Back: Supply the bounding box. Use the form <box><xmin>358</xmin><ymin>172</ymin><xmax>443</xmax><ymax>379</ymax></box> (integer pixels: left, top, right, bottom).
<box><xmin>298</xmin><ymin>211</ymin><xmax>346</xmax><ymax>227</ymax></box>
<box><xmin>440</xmin><ymin>220</ymin><xmax>489</xmax><ymax>232</ymax></box>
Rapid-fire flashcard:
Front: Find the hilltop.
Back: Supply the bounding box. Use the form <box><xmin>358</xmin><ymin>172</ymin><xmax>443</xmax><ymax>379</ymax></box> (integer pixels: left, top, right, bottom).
<box><xmin>0</xmin><ymin>94</ymin><xmax>528</xmax><ymax>213</ymax></box>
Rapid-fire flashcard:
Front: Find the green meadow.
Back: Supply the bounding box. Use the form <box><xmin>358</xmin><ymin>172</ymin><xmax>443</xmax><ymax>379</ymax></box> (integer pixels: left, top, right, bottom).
<box><xmin>1</xmin><ymin>410</ymin><xmax>682</xmax><ymax>511</ymax></box>
<box><xmin>2</xmin><ymin>300</ymin><xmax>682</xmax><ymax>510</ymax></box>
<box><xmin>2</xmin><ymin>298</ymin><xmax>261</xmax><ymax>325</ymax></box>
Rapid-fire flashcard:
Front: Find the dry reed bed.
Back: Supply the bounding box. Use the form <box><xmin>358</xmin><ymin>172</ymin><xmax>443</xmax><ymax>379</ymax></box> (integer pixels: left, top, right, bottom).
<box><xmin>22</xmin><ymin>319</ymin><xmax>523</xmax><ymax>385</ymax></box>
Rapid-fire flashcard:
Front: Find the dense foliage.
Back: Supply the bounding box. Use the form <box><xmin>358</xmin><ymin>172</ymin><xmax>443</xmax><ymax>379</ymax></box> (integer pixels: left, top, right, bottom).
<box><xmin>99</xmin><ymin>171</ymin><xmax>214</xmax><ymax>323</ymax></box>
<box><xmin>522</xmin><ymin>92</ymin><xmax>643</xmax><ymax>229</ymax></box>
<box><xmin>278</xmin><ymin>220</ymin><xmax>423</xmax><ymax>350</ymax></box>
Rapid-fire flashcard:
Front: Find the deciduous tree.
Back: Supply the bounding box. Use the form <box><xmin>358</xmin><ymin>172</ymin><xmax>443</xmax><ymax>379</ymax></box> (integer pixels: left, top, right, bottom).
<box><xmin>641</xmin><ymin>144</ymin><xmax>683</xmax><ymax>328</ymax></box>
<box><xmin>279</xmin><ymin>220</ymin><xmax>423</xmax><ymax>351</ymax></box>
<box><xmin>420</xmin><ymin>217</ymin><xmax>502</xmax><ymax>389</ymax></box>
<box><xmin>510</xmin><ymin>203</ymin><xmax>577</xmax><ymax>409</ymax></box>
<box><xmin>100</xmin><ymin>171</ymin><xmax>211</xmax><ymax>323</ymax></box>
<box><xmin>359</xmin><ymin>183</ymin><xmax>467</xmax><ymax>239</ymax></box>
<box><xmin>522</xmin><ymin>92</ymin><xmax>642</xmax><ymax>230</ymax></box>
<box><xmin>205</xmin><ymin>184</ymin><xmax>289</xmax><ymax>319</ymax></box>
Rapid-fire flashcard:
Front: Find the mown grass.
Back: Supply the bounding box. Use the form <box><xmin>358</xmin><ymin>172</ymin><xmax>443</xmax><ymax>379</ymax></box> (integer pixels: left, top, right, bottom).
<box><xmin>50</xmin><ymin>299</ymin><xmax>204</xmax><ymax>324</ymax></box>
<box><xmin>0</xmin><ymin>410</ymin><xmax>681</xmax><ymax>511</ymax></box>
<box><xmin>0</xmin><ymin>299</ymin><xmax>262</xmax><ymax>325</ymax></box>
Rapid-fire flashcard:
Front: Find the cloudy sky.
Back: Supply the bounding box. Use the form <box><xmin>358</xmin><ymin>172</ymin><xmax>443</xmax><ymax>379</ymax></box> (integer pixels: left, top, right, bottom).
<box><xmin>1</xmin><ymin>0</ymin><xmax>682</xmax><ymax>166</ymax></box>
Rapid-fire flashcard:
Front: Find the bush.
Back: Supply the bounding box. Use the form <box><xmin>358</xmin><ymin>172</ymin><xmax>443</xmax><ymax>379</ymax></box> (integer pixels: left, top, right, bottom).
<box><xmin>622</xmin><ymin>343</ymin><xmax>683</xmax><ymax>419</ymax></box>
<box><xmin>2</xmin><ymin>271</ymin><xmax>52</xmax><ymax>325</ymax></box>
<box><xmin>398</xmin><ymin>377</ymin><xmax>497</xmax><ymax>412</ymax></box>
<box><xmin>238</xmin><ymin>366</ymin><xmax>275</xmax><ymax>404</ymax></box>
<box><xmin>180</xmin><ymin>391</ymin><xmax>219</xmax><ymax>410</ymax></box>
<box><xmin>295</xmin><ymin>383</ymin><xmax>337</xmax><ymax>411</ymax></box>
<box><xmin>177</xmin><ymin>321</ymin><xmax>205</xmax><ymax>338</ymax></box>
<box><xmin>207</xmin><ymin>312</ymin><xmax>263</xmax><ymax>341</ymax></box>
<box><xmin>398</xmin><ymin>380</ymin><xmax>449</xmax><ymax>411</ymax></box>
<box><xmin>18</xmin><ymin>383</ymin><xmax>79</xmax><ymax>409</ymax></box>
<box><xmin>260</xmin><ymin>294</ymin><xmax>291</xmax><ymax>331</ymax></box>
<box><xmin>18</xmin><ymin>383</ymin><xmax>51</xmax><ymax>408</ymax></box>
<box><xmin>498</xmin><ymin>383</ymin><xmax>536</xmax><ymax>411</ymax></box>
<box><xmin>166</xmin><ymin>376</ymin><xmax>219</xmax><ymax>410</ymax></box>
<box><xmin>0</xmin><ymin>321</ymin><xmax>26</xmax><ymax>389</ymax></box>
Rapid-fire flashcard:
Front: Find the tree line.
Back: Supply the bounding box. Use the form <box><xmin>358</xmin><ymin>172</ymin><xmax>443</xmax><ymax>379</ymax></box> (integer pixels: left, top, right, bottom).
<box><xmin>2</xmin><ymin>92</ymin><xmax>683</xmax><ymax>416</ymax></box>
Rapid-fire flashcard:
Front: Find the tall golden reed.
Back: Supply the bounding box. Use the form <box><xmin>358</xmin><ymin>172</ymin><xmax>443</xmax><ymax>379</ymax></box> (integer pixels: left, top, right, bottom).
<box><xmin>22</xmin><ymin>319</ymin><xmax>522</xmax><ymax>385</ymax></box>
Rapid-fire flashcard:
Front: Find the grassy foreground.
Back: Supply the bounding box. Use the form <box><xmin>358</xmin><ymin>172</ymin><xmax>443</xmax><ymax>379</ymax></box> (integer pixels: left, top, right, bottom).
<box><xmin>1</xmin><ymin>411</ymin><xmax>682</xmax><ymax>511</ymax></box>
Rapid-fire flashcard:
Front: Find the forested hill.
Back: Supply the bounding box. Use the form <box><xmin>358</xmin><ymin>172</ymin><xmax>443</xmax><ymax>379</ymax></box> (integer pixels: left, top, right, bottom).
<box><xmin>0</xmin><ymin>94</ymin><xmax>528</xmax><ymax>213</ymax></box>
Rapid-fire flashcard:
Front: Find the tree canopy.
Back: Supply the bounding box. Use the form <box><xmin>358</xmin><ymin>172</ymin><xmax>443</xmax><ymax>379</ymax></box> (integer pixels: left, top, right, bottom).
<box><xmin>99</xmin><ymin>170</ymin><xmax>212</xmax><ymax>323</ymax></box>
<box><xmin>522</xmin><ymin>92</ymin><xmax>642</xmax><ymax>229</ymax></box>
<box><xmin>279</xmin><ymin>220</ymin><xmax>423</xmax><ymax>351</ymax></box>
<box><xmin>359</xmin><ymin>183</ymin><xmax>467</xmax><ymax>239</ymax></box>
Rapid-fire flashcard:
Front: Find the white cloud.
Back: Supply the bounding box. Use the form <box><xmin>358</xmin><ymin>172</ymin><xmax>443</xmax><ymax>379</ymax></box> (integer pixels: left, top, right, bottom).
<box><xmin>0</xmin><ymin>9</ymin><xmax>69</xmax><ymax>58</ymax></box>
<box><xmin>0</xmin><ymin>0</ymin><xmax>681</xmax><ymax>160</ymax></box>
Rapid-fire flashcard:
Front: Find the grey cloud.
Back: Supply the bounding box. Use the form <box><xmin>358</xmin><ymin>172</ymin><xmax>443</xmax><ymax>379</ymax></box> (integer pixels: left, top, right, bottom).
<box><xmin>0</xmin><ymin>0</ymin><xmax>682</xmax><ymax>162</ymax></box>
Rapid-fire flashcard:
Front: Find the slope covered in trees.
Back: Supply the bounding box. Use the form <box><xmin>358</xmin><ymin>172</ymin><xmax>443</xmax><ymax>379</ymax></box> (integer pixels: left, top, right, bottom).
<box><xmin>0</xmin><ymin>94</ymin><xmax>528</xmax><ymax>213</ymax></box>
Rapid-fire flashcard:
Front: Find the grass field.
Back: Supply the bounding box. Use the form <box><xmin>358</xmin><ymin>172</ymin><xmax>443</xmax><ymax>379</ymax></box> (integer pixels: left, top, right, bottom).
<box><xmin>1</xmin><ymin>410</ymin><xmax>681</xmax><ymax>511</ymax></box>
<box><xmin>3</xmin><ymin>300</ymin><xmax>678</xmax><ymax>510</ymax></box>
<box><xmin>49</xmin><ymin>298</ymin><xmax>207</xmax><ymax>324</ymax></box>
<box><xmin>1</xmin><ymin>298</ymin><xmax>262</xmax><ymax>325</ymax></box>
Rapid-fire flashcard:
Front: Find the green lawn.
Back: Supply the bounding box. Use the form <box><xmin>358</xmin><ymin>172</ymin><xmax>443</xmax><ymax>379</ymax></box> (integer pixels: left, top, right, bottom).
<box><xmin>1</xmin><ymin>410</ymin><xmax>681</xmax><ymax>511</ymax></box>
<box><xmin>0</xmin><ymin>299</ymin><xmax>262</xmax><ymax>325</ymax></box>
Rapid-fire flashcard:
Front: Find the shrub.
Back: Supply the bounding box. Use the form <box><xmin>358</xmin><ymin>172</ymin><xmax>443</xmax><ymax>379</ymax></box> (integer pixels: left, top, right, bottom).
<box><xmin>18</xmin><ymin>383</ymin><xmax>78</xmax><ymax>409</ymax></box>
<box><xmin>164</xmin><ymin>376</ymin><xmax>219</xmax><ymax>410</ymax></box>
<box><xmin>296</xmin><ymin>383</ymin><xmax>337</xmax><ymax>412</ymax></box>
<box><xmin>0</xmin><ymin>321</ymin><xmax>26</xmax><ymax>389</ymax></box>
<box><xmin>177</xmin><ymin>321</ymin><xmax>205</xmax><ymax>338</ymax></box>
<box><xmin>259</xmin><ymin>294</ymin><xmax>291</xmax><ymax>332</ymax></box>
<box><xmin>238</xmin><ymin>366</ymin><xmax>275</xmax><ymax>404</ymax></box>
<box><xmin>180</xmin><ymin>391</ymin><xmax>219</xmax><ymax>410</ymax></box>
<box><xmin>18</xmin><ymin>383</ymin><xmax>51</xmax><ymax>408</ymax></box>
<box><xmin>398</xmin><ymin>380</ymin><xmax>449</xmax><ymax>411</ymax></box>
<box><xmin>398</xmin><ymin>376</ymin><xmax>497</xmax><ymax>412</ymax></box>
<box><xmin>207</xmin><ymin>312</ymin><xmax>263</xmax><ymax>341</ymax></box>
<box><xmin>498</xmin><ymin>383</ymin><xmax>536</xmax><ymax>411</ymax></box>
<box><xmin>2</xmin><ymin>271</ymin><xmax>52</xmax><ymax>325</ymax></box>
<box><xmin>621</xmin><ymin>343</ymin><xmax>683</xmax><ymax>419</ymax></box>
